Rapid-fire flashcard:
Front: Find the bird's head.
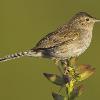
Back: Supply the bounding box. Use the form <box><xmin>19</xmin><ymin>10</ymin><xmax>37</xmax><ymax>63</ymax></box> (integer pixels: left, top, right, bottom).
<box><xmin>69</xmin><ymin>12</ymin><xmax>100</xmax><ymax>31</ymax></box>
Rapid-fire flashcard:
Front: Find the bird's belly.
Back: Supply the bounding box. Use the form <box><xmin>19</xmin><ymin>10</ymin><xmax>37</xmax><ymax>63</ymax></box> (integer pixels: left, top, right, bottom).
<box><xmin>52</xmin><ymin>33</ymin><xmax>92</xmax><ymax>60</ymax></box>
<box><xmin>52</xmin><ymin>43</ymin><xmax>89</xmax><ymax>60</ymax></box>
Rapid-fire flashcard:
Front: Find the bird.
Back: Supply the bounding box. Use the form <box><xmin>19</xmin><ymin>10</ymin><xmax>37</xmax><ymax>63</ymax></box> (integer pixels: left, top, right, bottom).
<box><xmin>0</xmin><ymin>12</ymin><xmax>99</xmax><ymax>64</ymax></box>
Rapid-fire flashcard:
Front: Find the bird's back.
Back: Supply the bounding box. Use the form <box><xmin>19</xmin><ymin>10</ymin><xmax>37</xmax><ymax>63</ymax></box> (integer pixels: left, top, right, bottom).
<box><xmin>34</xmin><ymin>24</ymin><xmax>79</xmax><ymax>49</ymax></box>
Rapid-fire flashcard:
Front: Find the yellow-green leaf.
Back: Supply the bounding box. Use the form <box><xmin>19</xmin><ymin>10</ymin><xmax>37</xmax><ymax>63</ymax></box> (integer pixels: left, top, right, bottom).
<box><xmin>78</xmin><ymin>64</ymin><xmax>95</xmax><ymax>81</ymax></box>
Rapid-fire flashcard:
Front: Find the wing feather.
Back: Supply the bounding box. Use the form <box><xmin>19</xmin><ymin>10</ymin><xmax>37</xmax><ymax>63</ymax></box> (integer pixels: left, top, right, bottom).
<box><xmin>35</xmin><ymin>27</ymin><xmax>79</xmax><ymax>49</ymax></box>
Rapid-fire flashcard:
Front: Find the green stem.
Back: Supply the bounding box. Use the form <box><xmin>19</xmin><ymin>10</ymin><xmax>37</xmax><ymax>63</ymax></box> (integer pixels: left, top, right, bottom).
<box><xmin>57</xmin><ymin>60</ymin><xmax>76</xmax><ymax>100</ymax></box>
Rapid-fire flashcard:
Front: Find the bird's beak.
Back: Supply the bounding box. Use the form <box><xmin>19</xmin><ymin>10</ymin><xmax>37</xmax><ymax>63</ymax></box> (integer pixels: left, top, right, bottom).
<box><xmin>95</xmin><ymin>19</ymin><xmax>100</xmax><ymax>22</ymax></box>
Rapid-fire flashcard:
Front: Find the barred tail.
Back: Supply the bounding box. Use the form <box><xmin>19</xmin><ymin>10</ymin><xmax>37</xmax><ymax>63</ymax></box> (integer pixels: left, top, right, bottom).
<box><xmin>0</xmin><ymin>49</ymin><xmax>42</xmax><ymax>62</ymax></box>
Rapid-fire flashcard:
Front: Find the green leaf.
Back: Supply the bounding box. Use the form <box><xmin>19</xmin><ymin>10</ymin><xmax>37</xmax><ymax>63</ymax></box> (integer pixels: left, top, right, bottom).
<box><xmin>78</xmin><ymin>64</ymin><xmax>95</xmax><ymax>81</ymax></box>
<box><xmin>69</xmin><ymin>84</ymin><xmax>84</xmax><ymax>100</ymax></box>
<box><xmin>52</xmin><ymin>92</ymin><xmax>67</xmax><ymax>100</ymax></box>
<box><xmin>43</xmin><ymin>73</ymin><xmax>66</xmax><ymax>86</ymax></box>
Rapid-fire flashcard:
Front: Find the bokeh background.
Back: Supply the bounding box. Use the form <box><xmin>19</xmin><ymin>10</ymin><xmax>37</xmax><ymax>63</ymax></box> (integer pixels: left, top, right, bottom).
<box><xmin>0</xmin><ymin>0</ymin><xmax>100</xmax><ymax>100</ymax></box>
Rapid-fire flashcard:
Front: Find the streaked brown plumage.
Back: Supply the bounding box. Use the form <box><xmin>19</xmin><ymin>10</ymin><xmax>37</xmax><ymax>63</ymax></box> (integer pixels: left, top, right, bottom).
<box><xmin>0</xmin><ymin>12</ymin><xmax>100</xmax><ymax>62</ymax></box>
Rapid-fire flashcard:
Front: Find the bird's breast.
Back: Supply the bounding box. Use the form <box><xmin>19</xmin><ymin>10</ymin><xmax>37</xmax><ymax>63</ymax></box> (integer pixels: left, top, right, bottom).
<box><xmin>69</xmin><ymin>30</ymin><xmax>93</xmax><ymax>57</ymax></box>
<box><xmin>79</xmin><ymin>31</ymin><xmax>92</xmax><ymax>52</ymax></box>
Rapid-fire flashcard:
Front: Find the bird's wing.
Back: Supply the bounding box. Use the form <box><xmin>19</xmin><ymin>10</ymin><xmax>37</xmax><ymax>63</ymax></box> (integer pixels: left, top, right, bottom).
<box><xmin>35</xmin><ymin>28</ymin><xmax>80</xmax><ymax>49</ymax></box>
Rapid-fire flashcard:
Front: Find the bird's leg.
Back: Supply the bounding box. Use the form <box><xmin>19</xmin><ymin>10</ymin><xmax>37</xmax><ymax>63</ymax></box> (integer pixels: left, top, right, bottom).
<box><xmin>61</xmin><ymin>59</ymin><xmax>68</xmax><ymax>68</ymax></box>
<box><xmin>60</xmin><ymin>59</ymin><xmax>69</xmax><ymax>75</ymax></box>
<box><xmin>60</xmin><ymin>58</ymin><xmax>77</xmax><ymax>74</ymax></box>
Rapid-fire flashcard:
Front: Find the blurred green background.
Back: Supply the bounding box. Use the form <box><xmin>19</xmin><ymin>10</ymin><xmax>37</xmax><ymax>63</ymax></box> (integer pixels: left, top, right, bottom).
<box><xmin>0</xmin><ymin>0</ymin><xmax>100</xmax><ymax>100</ymax></box>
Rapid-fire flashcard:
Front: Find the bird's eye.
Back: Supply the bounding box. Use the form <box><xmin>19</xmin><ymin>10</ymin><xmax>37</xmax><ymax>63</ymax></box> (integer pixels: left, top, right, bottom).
<box><xmin>86</xmin><ymin>18</ymin><xmax>89</xmax><ymax>21</ymax></box>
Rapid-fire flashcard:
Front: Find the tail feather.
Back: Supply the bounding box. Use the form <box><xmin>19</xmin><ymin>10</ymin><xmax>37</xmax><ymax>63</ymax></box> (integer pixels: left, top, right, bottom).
<box><xmin>0</xmin><ymin>51</ymin><xmax>29</xmax><ymax>62</ymax></box>
<box><xmin>0</xmin><ymin>49</ymin><xmax>43</xmax><ymax>62</ymax></box>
